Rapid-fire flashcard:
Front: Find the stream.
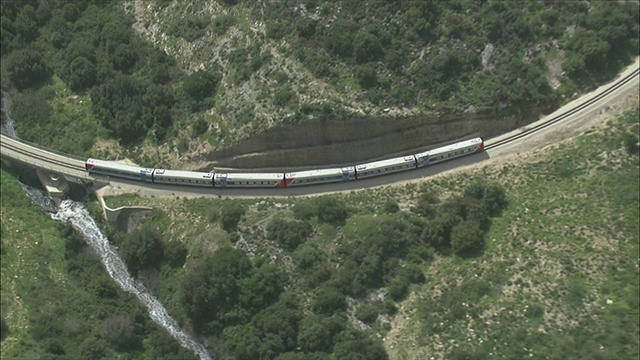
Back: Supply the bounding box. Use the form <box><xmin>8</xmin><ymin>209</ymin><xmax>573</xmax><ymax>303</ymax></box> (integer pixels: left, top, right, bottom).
<box><xmin>2</xmin><ymin>91</ymin><xmax>211</xmax><ymax>360</ymax></box>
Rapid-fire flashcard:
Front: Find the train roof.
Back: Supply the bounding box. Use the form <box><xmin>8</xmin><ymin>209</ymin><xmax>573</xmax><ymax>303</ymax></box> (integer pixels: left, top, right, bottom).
<box><xmin>414</xmin><ymin>137</ymin><xmax>483</xmax><ymax>158</ymax></box>
<box><xmin>86</xmin><ymin>158</ymin><xmax>153</xmax><ymax>173</ymax></box>
<box><xmin>214</xmin><ymin>172</ymin><xmax>284</xmax><ymax>180</ymax></box>
<box><xmin>285</xmin><ymin>167</ymin><xmax>355</xmax><ymax>178</ymax></box>
<box><xmin>154</xmin><ymin>169</ymin><xmax>213</xmax><ymax>180</ymax></box>
<box><xmin>356</xmin><ymin>155</ymin><xmax>415</xmax><ymax>171</ymax></box>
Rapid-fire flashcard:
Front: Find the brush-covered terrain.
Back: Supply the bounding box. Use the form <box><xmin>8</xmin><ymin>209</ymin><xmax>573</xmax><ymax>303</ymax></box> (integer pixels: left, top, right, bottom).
<box><xmin>1</xmin><ymin>0</ymin><xmax>638</xmax><ymax>169</ymax></box>
<box><xmin>3</xmin><ymin>105</ymin><xmax>634</xmax><ymax>359</ymax></box>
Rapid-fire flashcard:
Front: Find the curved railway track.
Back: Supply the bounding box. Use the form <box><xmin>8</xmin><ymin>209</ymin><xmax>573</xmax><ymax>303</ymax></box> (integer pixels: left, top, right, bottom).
<box><xmin>1</xmin><ymin>134</ymin><xmax>86</xmax><ymax>173</ymax></box>
<box><xmin>1</xmin><ymin>59</ymin><xmax>638</xmax><ymax>194</ymax></box>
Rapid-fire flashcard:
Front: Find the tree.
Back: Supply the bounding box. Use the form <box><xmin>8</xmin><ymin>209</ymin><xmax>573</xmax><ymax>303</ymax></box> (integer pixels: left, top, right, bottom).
<box><xmin>332</xmin><ymin>328</ymin><xmax>388</xmax><ymax>360</ymax></box>
<box><xmin>292</xmin><ymin>244</ymin><xmax>325</xmax><ymax>270</ymax></box>
<box><xmin>466</xmin><ymin>182</ymin><xmax>507</xmax><ymax>216</ymax></box>
<box><xmin>149</xmin><ymin>329</ymin><xmax>199</xmax><ymax>360</ymax></box>
<box><xmin>388</xmin><ymin>276</ymin><xmax>410</xmax><ymax>301</ymax></box>
<box><xmin>121</xmin><ymin>224</ymin><xmax>164</xmax><ymax>275</ymax></box>
<box><xmin>182</xmin><ymin>69</ymin><xmax>220</xmax><ymax>102</ymax></box>
<box><xmin>239</xmin><ymin>263</ymin><xmax>286</xmax><ymax>311</ymax></box>
<box><xmin>163</xmin><ymin>240</ymin><xmax>187</xmax><ymax>267</ymax></box>
<box><xmin>316</xmin><ymin>197</ymin><xmax>348</xmax><ymax>226</ymax></box>
<box><xmin>354</xmin><ymin>31</ymin><xmax>383</xmax><ymax>64</ymax></box>
<box><xmin>5</xmin><ymin>48</ymin><xmax>52</xmax><ymax>90</ymax></box>
<box><xmin>223</xmin><ymin>324</ymin><xmax>262</xmax><ymax>360</ymax></box>
<box><xmin>312</xmin><ymin>287</ymin><xmax>345</xmax><ymax>315</ymax></box>
<box><xmin>356</xmin><ymin>64</ymin><xmax>378</xmax><ymax>89</ymax></box>
<box><xmin>382</xmin><ymin>200</ymin><xmax>399</xmax><ymax>214</ymax></box>
<box><xmin>111</xmin><ymin>43</ymin><xmax>138</xmax><ymax>72</ymax></box>
<box><xmin>253</xmin><ymin>293</ymin><xmax>303</xmax><ymax>356</ymax></box>
<box><xmin>67</xmin><ymin>56</ymin><xmax>96</xmax><ymax>91</ymax></box>
<box><xmin>101</xmin><ymin>315</ymin><xmax>137</xmax><ymax>350</ymax></box>
<box><xmin>0</xmin><ymin>317</ymin><xmax>8</xmax><ymax>341</ymax></box>
<box><xmin>624</xmin><ymin>133</ymin><xmax>639</xmax><ymax>155</ymax></box>
<box><xmin>14</xmin><ymin>4</ymin><xmax>38</xmax><ymax>43</ymax></box>
<box><xmin>274</xmin><ymin>85</ymin><xmax>295</xmax><ymax>107</ymax></box>
<box><xmin>181</xmin><ymin>246</ymin><xmax>253</xmax><ymax>333</ymax></box>
<box><xmin>220</xmin><ymin>202</ymin><xmax>246</xmax><ymax>232</ymax></box>
<box><xmin>292</xmin><ymin>201</ymin><xmax>316</xmax><ymax>221</ymax></box>
<box><xmin>450</xmin><ymin>220</ymin><xmax>484</xmax><ymax>255</ymax></box>
<box><xmin>297</xmin><ymin>314</ymin><xmax>345</xmax><ymax>353</ymax></box>
<box><xmin>267</xmin><ymin>218</ymin><xmax>312</xmax><ymax>251</ymax></box>
<box><xmin>91</xmin><ymin>75</ymin><xmax>155</xmax><ymax>143</ymax></box>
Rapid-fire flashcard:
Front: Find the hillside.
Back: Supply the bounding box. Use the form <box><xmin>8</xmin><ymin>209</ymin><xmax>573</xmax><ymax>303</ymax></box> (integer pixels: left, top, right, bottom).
<box><xmin>1</xmin><ymin>0</ymin><xmax>638</xmax><ymax>169</ymax></box>
<box><xmin>9</xmin><ymin>101</ymin><xmax>628</xmax><ymax>359</ymax></box>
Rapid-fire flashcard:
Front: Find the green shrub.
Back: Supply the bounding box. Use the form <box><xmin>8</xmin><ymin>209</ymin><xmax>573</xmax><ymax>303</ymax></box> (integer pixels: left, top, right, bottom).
<box><xmin>624</xmin><ymin>132</ymin><xmax>639</xmax><ymax>155</ymax></box>
<box><xmin>388</xmin><ymin>276</ymin><xmax>410</xmax><ymax>301</ymax></box>
<box><xmin>192</xmin><ymin>118</ymin><xmax>209</xmax><ymax>136</ymax></box>
<box><xmin>267</xmin><ymin>218</ymin><xmax>313</xmax><ymax>251</ymax></box>
<box><xmin>5</xmin><ymin>48</ymin><xmax>52</xmax><ymax>90</ymax></box>
<box><xmin>163</xmin><ymin>240</ymin><xmax>187</xmax><ymax>267</ymax></box>
<box><xmin>450</xmin><ymin>220</ymin><xmax>484</xmax><ymax>255</ymax></box>
<box><xmin>168</xmin><ymin>15</ymin><xmax>210</xmax><ymax>41</ymax></box>
<box><xmin>293</xmin><ymin>201</ymin><xmax>317</xmax><ymax>221</ymax></box>
<box><xmin>182</xmin><ymin>70</ymin><xmax>221</xmax><ymax>103</ymax></box>
<box><xmin>382</xmin><ymin>200</ymin><xmax>399</xmax><ymax>214</ymax></box>
<box><xmin>220</xmin><ymin>202</ymin><xmax>246</xmax><ymax>232</ymax></box>
<box><xmin>312</xmin><ymin>287</ymin><xmax>346</xmax><ymax>315</ymax></box>
<box><xmin>316</xmin><ymin>197</ymin><xmax>348</xmax><ymax>226</ymax></box>
<box><xmin>120</xmin><ymin>224</ymin><xmax>165</xmax><ymax>275</ymax></box>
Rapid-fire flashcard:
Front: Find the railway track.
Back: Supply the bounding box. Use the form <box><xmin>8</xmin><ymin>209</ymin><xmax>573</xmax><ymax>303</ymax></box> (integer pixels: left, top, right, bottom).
<box><xmin>0</xmin><ymin>134</ymin><xmax>86</xmax><ymax>174</ymax></box>
<box><xmin>485</xmin><ymin>67</ymin><xmax>640</xmax><ymax>150</ymax></box>
<box><xmin>1</xmin><ymin>59</ymin><xmax>638</xmax><ymax>194</ymax></box>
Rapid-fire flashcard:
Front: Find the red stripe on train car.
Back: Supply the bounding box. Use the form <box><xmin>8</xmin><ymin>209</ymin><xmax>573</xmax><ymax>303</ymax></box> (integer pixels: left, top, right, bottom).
<box><xmin>285</xmin><ymin>178</ymin><xmax>294</xmax><ymax>186</ymax></box>
<box><xmin>475</xmin><ymin>142</ymin><xmax>484</xmax><ymax>152</ymax></box>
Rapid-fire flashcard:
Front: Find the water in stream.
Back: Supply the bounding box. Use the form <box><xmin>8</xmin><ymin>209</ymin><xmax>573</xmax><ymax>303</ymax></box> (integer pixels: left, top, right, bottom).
<box><xmin>52</xmin><ymin>200</ymin><xmax>211</xmax><ymax>360</ymax></box>
<box><xmin>2</xmin><ymin>91</ymin><xmax>211</xmax><ymax>359</ymax></box>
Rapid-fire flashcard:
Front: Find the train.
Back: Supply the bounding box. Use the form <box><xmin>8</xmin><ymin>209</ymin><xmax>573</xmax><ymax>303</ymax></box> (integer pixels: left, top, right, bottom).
<box><xmin>85</xmin><ymin>137</ymin><xmax>484</xmax><ymax>188</ymax></box>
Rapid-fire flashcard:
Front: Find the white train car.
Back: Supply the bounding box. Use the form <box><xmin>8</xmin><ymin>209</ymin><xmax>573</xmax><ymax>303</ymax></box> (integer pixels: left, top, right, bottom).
<box><xmin>152</xmin><ymin>169</ymin><xmax>214</xmax><ymax>187</ymax></box>
<box><xmin>414</xmin><ymin>137</ymin><xmax>484</xmax><ymax>168</ymax></box>
<box><xmin>355</xmin><ymin>155</ymin><xmax>416</xmax><ymax>179</ymax></box>
<box><xmin>85</xmin><ymin>158</ymin><xmax>154</xmax><ymax>182</ymax></box>
<box><xmin>214</xmin><ymin>172</ymin><xmax>285</xmax><ymax>188</ymax></box>
<box><xmin>284</xmin><ymin>167</ymin><xmax>356</xmax><ymax>187</ymax></box>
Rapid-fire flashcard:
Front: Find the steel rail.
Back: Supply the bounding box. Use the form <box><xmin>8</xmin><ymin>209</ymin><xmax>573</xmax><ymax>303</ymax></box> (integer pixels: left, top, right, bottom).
<box><xmin>1</xmin><ymin>63</ymin><xmax>638</xmax><ymax>189</ymax></box>
<box><xmin>485</xmin><ymin>68</ymin><xmax>640</xmax><ymax>150</ymax></box>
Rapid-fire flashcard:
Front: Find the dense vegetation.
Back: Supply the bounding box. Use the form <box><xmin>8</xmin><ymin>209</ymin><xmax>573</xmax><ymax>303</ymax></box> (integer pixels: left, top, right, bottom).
<box><xmin>96</xmin><ymin>175</ymin><xmax>507</xmax><ymax>359</ymax></box>
<box><xmin>0</xmin><ymin>168</ymin><xmax>196</xmax><ymax>359</ymax></box>
<box><xmin>78</xmin><ymin>105</ymin><xmax>638</xmax><ymax>359</ymax></box>
<box><xmin>2</xmin><ymin>104</ymin><xmax>638</xmax><ymax>358</ymax></box>
<box><xmin>261</xmin><ymin>0</ymin><xmax>637</xmax><ymax>111</ymax></box>
<box><xmin>1</xmin><ymin>0</ymin><xmax>638</xmax><ymax>358</ymax></box>
<box><xmin>1</xmin><ymin>0</ymin><xmax>638</xmax><ymax>161</ymax></box>
<box><xmin>0</xmin><ymin>0</ymin><xmax>216</xmax><ymax>152</ymax></box>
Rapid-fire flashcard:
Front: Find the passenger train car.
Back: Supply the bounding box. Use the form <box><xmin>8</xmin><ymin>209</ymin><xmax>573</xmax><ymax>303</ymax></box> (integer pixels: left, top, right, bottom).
<box><xmin>153</xmin><ymin>169</ymin><xmax>214</xmax><ymax>187</ymax></box>
<box><xmin>414</xmin><ymin>137</ymin><xmax>484</xmax><ymax>167</ymax></box>
<box><xmin>285</xmin><ymin>167</ymin><xmax>356</xmax><ymax>187</ymax></box>
<box><xmin>85</xmin><ymin>158</ymin><xmax>154</xmax><ymax>182</ymax></box>
<box><xmin>214</xmin><ymin>172</ymin><xmax>285</xmax><ymax>188</ymax></box>
<box><xmin>85</xmin><ymin>137</ymin><xmax>484</xmax><ymax>188</ymax></box>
